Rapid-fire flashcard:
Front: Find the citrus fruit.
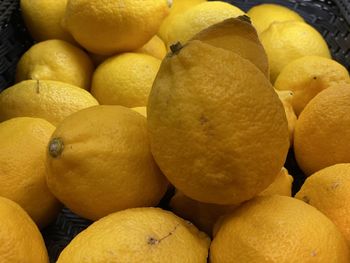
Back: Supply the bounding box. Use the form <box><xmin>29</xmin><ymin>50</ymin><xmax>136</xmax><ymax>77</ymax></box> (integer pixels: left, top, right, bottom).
<box><xmin>0</xmin><ymin>80</ymin><xmax>99</xmax><ymax>126</ymax></box>
<box><xmin>15</xmin><ymin>39</ymin><xmax>94</xmax><ymax>90</ymax></box>
<box><xmin>63</xmin><ymin>0</ymin><xmax>171</xmax><ymax>55</ymax></box>
<box><xmin>274</xmin><ymin>56</ymin><xmax>350</xmax><ymax>115</ymax></box>
<box><xmin>294</xmin><ymin>84</ymin><xmax>350</xmax><ymax>175</ymax></box>
<box><xmin>275</xmin><ymin>89</ymin><xmax>297</xmax><ymax>144</ymax></box>
<box><xmin>0</xmin><ymin>196</ymin><xmax>49</xmax><ymax>263</ymax></box>
<box><xmin>296</xmin><ymin>163</ymin><xmax>350</xmax><ymax>246</ymax></box>
<box><xmin>165</xmin><ymin>1</ymin><xmax>245</xmax><ymax>47</ymax></box>
<box><xmin>46</xmin><ymin>105</ymin><xmax>169</xmax><ymax>220</ymax></box>
<box><xmin>158</xmin><ymin>0</ymin><xmax>206</xmax><ymax>43</ymax></box>
<box><xmin>259</xmin><ymin>167</ymin><xmax>293</xmax><ymax>197</ymax></box>
<box><xmin>260</xmin><ymin>21</ymin><xmax>331</xmax><ymax>82</ymax></box>
<box><xmin>210</xmin><ymin>195</ymin><xmax>350</xmax><ymax>263</ymax></box>
<box><xmin>247</xmin><ymin>3</ymin><xmax>304</xmax><ymax>34</ymax></box>
<box><xmin>131</xmin><ymin>106</ymin><xmax>147</xmax><ymax>117</ymax></box>
<box><xmin>57</xmin><ymin>207</ymin><xmax>210</xmax><ymax>263</ymax></box>
<box><xmin>0</xmin><ymin>117</ymin><xmax>61</xmax><ymax>228</ymax></box>
<box><xmin>191</xmin><ymin>16</ymin><xmax>269</xmax><ymax>78</ymax></box>
<box><xmin>91</xmin><ymin>53</ymin><xmax>161</xmax><ymax>107</ymax></box>
<box><xmin>147</xmin><ymin>40</ymin><xmax>289</xmax><ymax>205</ymax></box>
<box><xmin>136</xmin><ymin>35</ymin><xmax>167</xmax><ymax>60</ymax></box>
<box><xmin>20</xmin><ymin>0</ymin><xmax>75</xmax><ymax>43</ymax></box>
<box><xmin>170</xmin><ymin>168</ymin><xmax>293</xmax><ymax>236</ymax></box>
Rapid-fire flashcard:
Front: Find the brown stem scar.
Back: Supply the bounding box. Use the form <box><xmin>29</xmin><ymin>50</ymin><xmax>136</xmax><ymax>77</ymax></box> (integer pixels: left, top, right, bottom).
<box><xmin>147</xmin><ymin>224</ymin><xmax>180</xmax><ymax>245</ymax></box>
<box><xmin>36</xmin><ymin>79</ymin><xmax>40</xmax><ymax>94</ymax></box>
<box><xmin>170</xmin><ymin>42</ymin><xmax>183</xmax><ymax>55</ymax></box>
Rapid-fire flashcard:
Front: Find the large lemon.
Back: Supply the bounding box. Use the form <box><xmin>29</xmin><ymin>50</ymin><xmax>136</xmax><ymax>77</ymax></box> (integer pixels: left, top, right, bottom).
<box><xmin>20</xmin><ymin>0</ymin><xmax>75</xmax><ymax>43</ymax></box>
<box><xmin>296</xmin><ymin>163</ymin><xmax>350</xmax><ymax>246</ymax></box>
<box><xmin>0</xmin><ymin>117</ymin><xmax>61</xmax><ymax>228</ymax></box>
<box><xmin>46</xmin><ymin>105</ymin><xmax>169</xmax><ymax>220</ymax></box>
<box><xmin>0</xmin><ymin>80</ymin><xmax>98</xmax><ymax>126</ymax></box>
<box><xmin>63</xmin><ymin>0</ymin><xmax>171</xmax><ymax>55</ymax></box>
<box><xmin>15</xmin><ymin>39</ymin><xmax>94</xmax><ymax>90</ymax></box>
<box><xmin>260</xmin><ymin>21</ymin><xmax>331</xmax><ymax>82</ymax></box>
<box><xmin>0</xmin><ymin>196</ymin><xmax>49</xmax><ymax>263</ymax></box>
<box><xmin>210</xmin><ymin>195</ymin><xmax>350</xmax><ymax>262</ymax></box>
<box><xmin>57</xmin><ymin>207</ymin><xmax>210</xmax><ymax>262</ymax></box>
<box><xmin>294</xmin><ymin>84</ymin><xmax>350</xmax><ymax>175</ymax></box>
<box><xmin>147</xmin><ymin>40</ymin><xmax>289</xmax><ymax>205</ymax></box>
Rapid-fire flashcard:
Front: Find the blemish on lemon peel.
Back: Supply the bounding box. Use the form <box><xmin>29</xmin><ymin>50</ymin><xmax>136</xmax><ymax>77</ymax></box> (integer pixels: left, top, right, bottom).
<box><xmin>147</xmin><ymin>224</ymin><xmax>180</xmax><ymax>245</ymax></box>
<box><xmin>36</xmin><ymin>79</ymin><xmax>40</xmax><ymax>94</ymax></box>
<box><xmin>49</xmin><ymin>137</ymin><xmax>64</xmax><ymax>158</ymax></box>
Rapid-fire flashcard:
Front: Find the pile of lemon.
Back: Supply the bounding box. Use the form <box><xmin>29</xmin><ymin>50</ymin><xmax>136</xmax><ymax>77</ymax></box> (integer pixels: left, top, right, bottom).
<box><xmin>0</xmin><ymin>0</ymin><xmax>350</xmax><ymax>262</ymax></box>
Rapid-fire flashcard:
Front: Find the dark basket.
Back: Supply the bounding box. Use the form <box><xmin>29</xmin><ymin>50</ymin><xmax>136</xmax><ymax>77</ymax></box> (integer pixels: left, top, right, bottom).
<box><xmin>0</xmin><ymin>0</ymin><xmax>349</xmax><ymax>262</ymax></box>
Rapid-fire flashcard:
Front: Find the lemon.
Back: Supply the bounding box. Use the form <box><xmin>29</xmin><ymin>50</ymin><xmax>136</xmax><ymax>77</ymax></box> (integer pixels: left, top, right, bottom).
<box><xmin>275</xmin><ymin>56</ymin><xmax>350</xmax><ymax>116</ymax></box>
<box><xmin>296</xmin><ymin>164</ymin><xmax>350</xmax><ymax>246</ymax></box>
<box><xmin>158</xmin><ymin>0</ymin><xmax>206</xmax><ymax>43</ymax></box>
<box><xmin>259</xmin><ymin>167</ymin><xmax>293</xmax><ymax>197</ymax></box>
<box><xmin>20</xmin><ymin>0</ymin><xmax>75</xmax><ymax>43</ymax></box>
<box><xmin>91</xmin><ymin>53</ymin><xmax>161</xmax><ymax>107</ymax></box>
<box><xmin>0</xmin><ymin>117</ymin><xmax>61</xmax><ymax>228</ymax></box>
<box><xmin>0</xmin><ymin>196</ymin><xmax>49</xmax><ymax>263</ymax></box>
<box><xmin>0</xmin><ymin>80</ymin><xmax>99</xmax><ymax>126</ymax></box>
<box><xmin>148</xmin><ymin>40</ymin><xmax>289</xmax><ymax>205</ymax></box>
<box><xmin>46</xmin><ymin>105</ymin><xmax>169</xmax><ymax>220</ymax></box>
<box><xmin>260</xmin><ymin>21</ymin><xmax>331</xmax><ymax>82</ymax></box>
<box><xmin>170</xmin><ymin>168</ymin><xmax>293</xmax><ymax>236</ymax></box>
<box><xmin>57</xmin><ymin>207</ymin><xmax>210</xmax><ymax>262</ymax></box>
<box><xmin>131</xmin><ymin>107</ymin><xmax>147</xmax><ymax>117</ymax></box>
<box><xmin>210</xmin><ymin>195</ymin><xmax>350</xmax><ymax>263</ymax></box>
<box><xmin>275</xmin><ymin>89</ymin><xmax>298</xmax><ymax>144</ymax></box>
<box><xmin>165</xmin><ymin>1</ymin><xmax>245</xmax><ymax>47</ymax></box>
<box><xmin>63</xmin><ymin>0</ymin><xmax>171</xmax><ymax>55</ymax></box>
<box><xmin>16</xmin><ymin>39</ymin><xmax>94</xmax><ymax>90</ymax></box>
<box><xmin>191</xmin><ymin>16</ymin><xmax>269</xmax><ymax>78</ymax></box>
<box><xmin>136</xmin><ymin>35</ymin><xmax>167</xmax><ymax>60</ymax></box>
<box><xmin>89</xmin><ymin>35</ymin><xmax>167</xmax><ymax>66</ymax></box>
<box><xmin>247</xmin><ymin>3</ymin><xmax>304</xmax><ymax>34</ymax></box>
<box><xmin>294</xmin><ymin>84</ymin><xmax>350</xmax><ymax>175</ymax></box>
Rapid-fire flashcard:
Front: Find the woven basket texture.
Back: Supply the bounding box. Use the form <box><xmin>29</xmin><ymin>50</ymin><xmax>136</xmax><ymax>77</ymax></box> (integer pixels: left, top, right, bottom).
<box><xmin>0</xmin><ymin>0</ymin><xmax>349</xmax><ymax>262</ymax></box>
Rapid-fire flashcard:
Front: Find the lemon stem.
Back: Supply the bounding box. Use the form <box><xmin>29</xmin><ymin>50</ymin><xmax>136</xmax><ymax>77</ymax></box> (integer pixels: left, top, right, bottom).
<box><xmin>237</xmin><ymin>15</ymin><xmax>252</xmax><ymax>24</ymax></box>
<box><xmin>170</xmin><ymin>42</ymin><xmax>183</xmax><ymax>55</ymax></box>
<box><xmin>48</xmin><ymin>138</ymin><xmax>64</xmax><ymax>158</ymax></box>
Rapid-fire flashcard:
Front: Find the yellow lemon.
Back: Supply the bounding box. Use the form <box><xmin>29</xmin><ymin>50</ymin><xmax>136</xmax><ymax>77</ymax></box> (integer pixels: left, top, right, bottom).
<box><xmin>63</xmin><ymin>0</ymin><xmax>171</xmax><ymax>55</ymax></box>
<box><xmin>90</xmin><ymin>35</ymin><xmax>167</xmax><ymax>66</ymax></box>
<box><xmin>210</xmin><ymin>195</ymin><xmax>350</xmax><ymax>263</ymax></box>
<box><xmin>136</xmin><ymin>35</ymin><xmax>167</xmax><ymax>60</ymax></box>
<box><xmin>165</xmin><ymin>1</ymin><xmax>245</xmax><ymax>47</ymax></box>
<box><xmin>294</xmin><ymin>84</ymin><xmax>350</xmax><ymax>175</ymax></box>
<box><xmin>158</xmin><ymin>0</ymin><xmax>206</xmax><ymax>43</ymax></box>
<box><xmin>20</xmin><ymin>0</ymin><xmax>75</xmax><ymax>43</ymax></box>
<box><xmin>91</xmin><ymin>53</ymin><xmax>161</xmax><ymax>107</ymax></box>
<box><xmin>296</xmin><ymin>163</ymin><xmax>350</xmax><ymax>246</ymax></box>
<box><xmin>170</xmin><ymin>168</ymin><xmax>293</xmax><ymax>236</ymax></box>
<box><xmin>247</xmin><ymin>3</ymin><xmax>304</xmax><ymax>34</ymax></box>
<box><xmin>131</xmin><ymin>107</ymin><xmax>147</xmax><ymax>117</ymax></box>
<box><xmin>275</xmin><ymin>89</ymin><xmax>298</xmax><ymax>144</ymax></box>
<box><xmin>0</xmin><ymin>80</ymin><xmax>99</xmax><ymax>126</ymax></box>
<box><xmin>275</xmin><ymin>56</ymin><xmax>350</xmax><ymax>116</ymax></box>
<box><xmin>148</xmin><ymin>40</ymin><xmax>289</xmax><ymax>205</ymax></box>
<box><xmin>259</xmin><ymin>167</ymin><xmax>293</xmax><ymax>197</ymax></box>
<box><xmin>0</xmin><ymin>117</ymin><xmax>61</xmax><ymax>228</ymax></box>
<box><xmin>260</xmin><ymin>21</ymin><xmax>331</xmax><ymax>82</ymax></box>
<box><xmin>191</xmin><ymin>16</ymin><xmax>269</xmax><ymax>78</ymax></box>
<box><xmin>0</xmin><ymin>196</ymin><xmax>49</xmax><ymax>263</ymax></box>
<box><xmin>15</xmin><ymin>39</ymin><xmax>94</xmax><ymax>90</ymax></box>
<box><xmin>57</xmin><ymin>207</ymin><xmax>210</xmax><ymax>262</ymax></box>
<box><xmin>46</xmin><ymin>105</ymin><xmax>169</xmax><ymax>220</ymax></box>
